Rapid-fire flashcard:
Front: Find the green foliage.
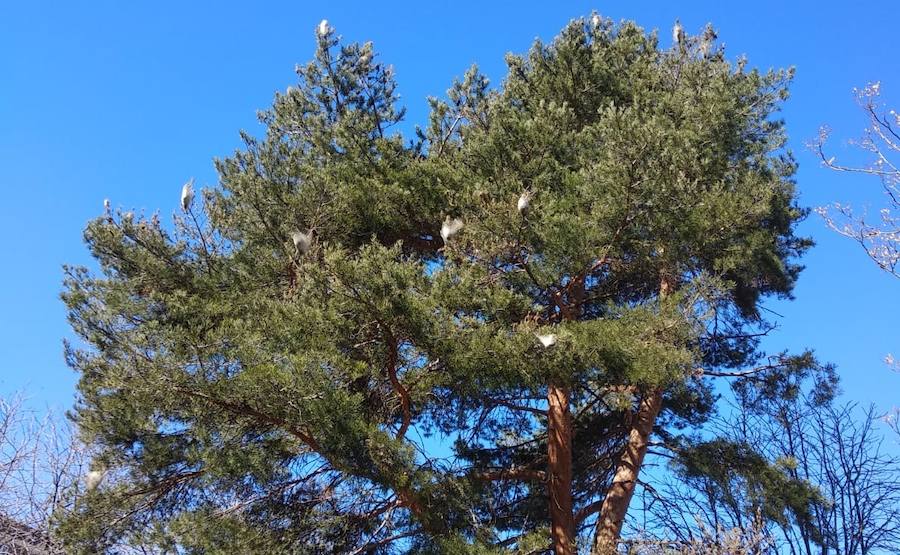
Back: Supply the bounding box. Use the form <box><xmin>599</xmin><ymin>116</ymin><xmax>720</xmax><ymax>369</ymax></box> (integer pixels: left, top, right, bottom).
<box><xmin>58</xmin><ymin>15</ymin><xmax>810</xmax><ymax>553</ymax></box>
<box><xmin>675</xmin><ymin>439</ymin><xmax>825</xmax><ymax>538</ymax></box>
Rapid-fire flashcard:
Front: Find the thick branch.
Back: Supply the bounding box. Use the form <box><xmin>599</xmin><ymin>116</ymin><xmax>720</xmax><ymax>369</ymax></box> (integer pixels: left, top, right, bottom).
<box><xmin>176</xmin><ymin>388</ymin><xmax>321</xmax><ymax>451</ymax></box>
<box><xmin>384</xmin><ymin>334</ymin><xmax>411</xmax><ymax>439</ymax></box>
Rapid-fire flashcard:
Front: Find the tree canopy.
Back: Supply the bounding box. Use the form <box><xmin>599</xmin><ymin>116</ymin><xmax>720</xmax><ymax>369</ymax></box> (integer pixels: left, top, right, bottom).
<box><xmin>60</xmin><ymin>14</ymin><xmax>823</xmax><ymax>554</ymax></box>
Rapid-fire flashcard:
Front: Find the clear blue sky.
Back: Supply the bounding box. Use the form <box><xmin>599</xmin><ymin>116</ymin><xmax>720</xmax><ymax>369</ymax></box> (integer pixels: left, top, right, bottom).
<box><xmin>1</xmin><ymin>1</ymin><xmax>897</xmax><ymax>420</ymax></box>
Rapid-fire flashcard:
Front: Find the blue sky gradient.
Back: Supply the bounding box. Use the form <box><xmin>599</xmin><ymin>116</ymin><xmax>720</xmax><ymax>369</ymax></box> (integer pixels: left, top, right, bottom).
<box><xmin>1</xmin><ymin>1</ymin><xmax>897</xmax><ymax>424</ymax></box>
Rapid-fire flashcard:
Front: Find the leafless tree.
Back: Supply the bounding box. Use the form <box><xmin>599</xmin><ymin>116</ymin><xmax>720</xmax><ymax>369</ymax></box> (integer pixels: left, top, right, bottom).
<box><xmin>815</xmin><ymin>81</ymin><xmax>900</xmax><ymax>446</ymax></box>
<box><xmin>0</xmin><ymin>392</ymin><xmax>206</xmax><ymax>554</ymax></box>
<box><xmin>0</xmin><ymin>392</ymin><xmax>87</xmax><ymax>547</ymax></box>
<box><xmin>627</xmin><ymin>513</ymin><xmax>773</xmax><ymax>555</ymax></box>
<box><xmin>642</xmin><ymin>386</ymin><xmax>900</xmax><ymax>554</ymax></box>
<box><xmin>811</xmin><ymin>404</ymin><xmax>900</xmax><ymax>554</ymax></box>
<box><xmin>814</xmin><ymin>82</ymin><xmax>900</xmax><ymax>278</ymax></box>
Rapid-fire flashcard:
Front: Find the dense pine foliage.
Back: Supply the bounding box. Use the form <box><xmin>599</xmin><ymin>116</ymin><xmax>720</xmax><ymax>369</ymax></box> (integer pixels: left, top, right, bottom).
<box><xmin>60</xmin><ymin>15</ymin><xmax>826</xmax><ymax>554</ymax></box>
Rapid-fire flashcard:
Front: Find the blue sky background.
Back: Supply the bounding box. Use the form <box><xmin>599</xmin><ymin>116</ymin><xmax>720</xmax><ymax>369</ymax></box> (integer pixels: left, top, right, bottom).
<box><xmin>1</xmin><ymin>1</ymin><xmax>897</xmax><ymax>428</ymax></box>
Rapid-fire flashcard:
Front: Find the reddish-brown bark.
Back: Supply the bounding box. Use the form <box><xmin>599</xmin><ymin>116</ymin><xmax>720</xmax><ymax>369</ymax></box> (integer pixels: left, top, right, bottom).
<box><xmin>547</xmin><ymin>382</ymin><xmax>576</xmax><ymax>555</ymax></box>
<box><xmin>591</xmin><ymin>388</ymin><xmax>664</xmax><ymax>554</ymax></box>
<box><xmin>591</xmin><ymin>272</ymin><xmax>675</xmax><ymax>554</ymax></box>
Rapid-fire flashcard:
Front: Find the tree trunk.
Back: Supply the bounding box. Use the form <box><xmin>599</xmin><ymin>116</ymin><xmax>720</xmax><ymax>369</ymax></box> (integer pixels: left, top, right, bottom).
<box><xmin>591</xmin><ymin>389</ymin><xmax>664</xmax><ymax>554</ymax></box>
<box><xmin>591</xmin><ymin>272</ymin><xmax>674</xmax><ymax>554</ymax></box>
<box><xmin>547</xmin><ymin>382</ymin><xmax>576</xmax><ymax>555</ymax></box>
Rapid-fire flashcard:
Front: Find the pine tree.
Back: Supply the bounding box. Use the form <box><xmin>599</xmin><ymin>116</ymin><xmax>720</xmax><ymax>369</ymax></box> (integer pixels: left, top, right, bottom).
<box><xmin>60</xmin><ymin>15</ymin><xmax>816</xmax><ymax>554</ymax></box>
